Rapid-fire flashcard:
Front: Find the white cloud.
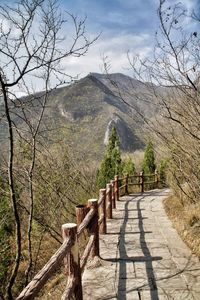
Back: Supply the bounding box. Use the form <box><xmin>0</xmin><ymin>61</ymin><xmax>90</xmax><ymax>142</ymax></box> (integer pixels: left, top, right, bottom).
<box><xmin>181</xmin><ymin>0</ymin><xmax>198</xmax><ymax>12</ymax></box>
<box><xmin>0</xmin><ymin>18</ymin><xmax>10</xmax><ymax>33</ymax></box>
<box><xmin>62</xmin><ymin>33</ymin><xmax>152</xmax><ymax>78</ymax></box>
<box><xmin>156</xmin><ymin>0</ymin><xmax>198</xmax><ymax>12</ymax></box>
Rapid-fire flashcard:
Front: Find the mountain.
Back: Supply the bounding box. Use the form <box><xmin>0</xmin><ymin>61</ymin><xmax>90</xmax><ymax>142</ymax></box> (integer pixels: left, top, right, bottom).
<box><xmin>0</xmin><ymin>73</ymin><xmax>161</xmax><ymax>160</ymax></box>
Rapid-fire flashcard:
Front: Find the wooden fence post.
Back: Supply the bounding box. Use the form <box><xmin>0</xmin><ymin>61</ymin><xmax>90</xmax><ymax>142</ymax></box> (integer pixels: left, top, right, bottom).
<box><xmin>140</xmin><ymin>171</ymin><xmax>144</xmax><ymax>193</ymax></box>
<box><xmin>99</xmin><ymin>189</ymin><xmax>106</xmax><ymax>234</ymax></box>
<box><xmin>114</xmin><ymin>175</ymin><xmax>119</xmax><ymax>202</ymax></box>
<box><xmin>111</xmin><ymin>180</ymin><xmax>116</xmax><ymax>209</ymax></box>
<box><xmin>87</xmin><ymin>199</ymin><xmax>99</xmax><ymax>258</ymax></box>
<box><xmin>61</xmin><ymin>223</ymin><xmax>82</xmax><ymax>300</ymax></box>
<box><xmin>125</xmin><ymin>174</ymin><xmax>129</xmax><ymax>195</ymax></box>
<box><xmin>75</xmin><ymin>205</ymin><xmax>89</xmax><ymax>227</ymax></box>
<box><xmin>106</xmin><ymin>183</ymin><xmax>112</xmax><ymax>219</ymax></box>
<box><xmin>155</xmin><ymin>169</ymin><xmax>159</xmax><ymax>189</ymax></box>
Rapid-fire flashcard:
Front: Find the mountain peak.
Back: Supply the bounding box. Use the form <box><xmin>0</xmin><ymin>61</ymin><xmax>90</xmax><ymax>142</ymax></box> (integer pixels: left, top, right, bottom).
<box><xmin>88</xmin><ymin>72</ymin><xmax>132</xmax><ymax>81</ymax></box>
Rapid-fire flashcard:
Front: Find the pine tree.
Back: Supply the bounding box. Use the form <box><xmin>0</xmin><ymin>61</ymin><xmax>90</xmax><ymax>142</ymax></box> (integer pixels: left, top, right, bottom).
<box><xmin>122</xmin><ymin>157</ymin><xmax>135</xmax><ymax>176</ymax></box>
<box><xmin>142</xmin><ymin>141</ymin><xmax>156</xmax><ymax>174</ymax></box>
<box><xmin>159</xmin><ymin>159</ymin><xmax>168</xmax><ymax>187</ymax></box>
<box><xmin>97</xmin><ymin>127</ymin><xmax>122</xmax><ymax>188</ymax></box>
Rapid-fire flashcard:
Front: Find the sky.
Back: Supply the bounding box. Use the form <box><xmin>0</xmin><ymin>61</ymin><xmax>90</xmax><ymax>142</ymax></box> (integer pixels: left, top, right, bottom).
<box><xmin>61</xmin><ymin>0</ymin><xmax>159</xmax><ymax>77</ymax></box>
<box><xmin>58</xmin><ymin>0</ymin><xmax>199</xmax><ymax>78</ymax></box>
<box><xmin>1</xmin><ymin>0</ymin><xmax>199</xmax><ymax>95</ymax></box>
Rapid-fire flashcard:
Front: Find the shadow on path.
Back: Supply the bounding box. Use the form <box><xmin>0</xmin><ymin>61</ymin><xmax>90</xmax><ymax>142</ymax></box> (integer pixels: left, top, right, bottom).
<box><xmin>104</xmin><ymin>195</ymin><xmax>162</xmax><ymax>300</ymax></box>
<box><xmin>137</xmin><ymin>196</ymin><xmax>159</xmax><ymax>299</ymax></box>
<box><xmin>84</xmin><ymin>189</ymin><xmax>200</xmax><ymax>300</ymax></box>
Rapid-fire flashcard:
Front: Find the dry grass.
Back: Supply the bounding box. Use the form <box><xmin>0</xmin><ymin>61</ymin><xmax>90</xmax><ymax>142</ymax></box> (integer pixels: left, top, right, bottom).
<box><xmin>164</xmin><ymin>195</ymin><xmax>200</xmax><ymax>258</ymax></box>
<box><xmin>34</xmin><ymin>230</ymin><xmax>90</xmax><ymax>299</ymax></box>
<box><xmin>35</xmin><ymin>272</ymin><xmax>66</xmax><ymax>300</ymax></box>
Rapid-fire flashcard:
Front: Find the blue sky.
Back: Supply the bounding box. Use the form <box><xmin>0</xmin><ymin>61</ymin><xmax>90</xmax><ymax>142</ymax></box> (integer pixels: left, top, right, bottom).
<box><xmin>59</xmin><ymin>0</ymin><xmax>199</xmax><ymax>78</ymax></box>
<box><xmin>2</xmin><ymin>0</ymin><xmax>199</xmax><ymax>84</ymax></box>
<box><xmin>61</xmin><ymin>0</ymin><xmax>158</xmax><ymax>36</ymax></box>
<box><xmin>60</xmin><ymin>0</ymin><xmax>159</xmax><ymax>77</ymax></box>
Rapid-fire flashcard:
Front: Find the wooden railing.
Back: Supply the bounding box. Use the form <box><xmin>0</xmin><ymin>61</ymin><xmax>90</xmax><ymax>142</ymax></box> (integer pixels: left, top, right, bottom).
<box><xmin>119</xmin><ymin>170</ymin><xmax>159</xmax><ymax>195</ymax></box>
<box><xmin>16</xmin><ymin>171</ymin><xmax>159</xmax><ymax>300</ymax></box>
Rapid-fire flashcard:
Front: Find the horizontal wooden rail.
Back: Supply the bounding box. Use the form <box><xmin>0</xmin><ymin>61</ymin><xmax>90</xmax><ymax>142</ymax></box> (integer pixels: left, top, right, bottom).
<box><xmin>16</xmin><ymin>227</ymin><xmax>74</xmax><ymax>300</ymax></box>
<box><xmin>145</xmin><ymin>180</ymin><xmax>156</xmax><ymax>185</ymax></box>
<box><xmin>80</xmin><ymin>235</ymin><xmax>95</xmax><ymax>271</ymax></box>
<box><xmin>116</xmin><ymin>170</ymin><xmax>160</xmax><ymax>194</ymax></box>
<box><xmin>17</xmin><ymin>170</ymin><xmax>160</xmax><ymax>300</ymax></box>
<box><xmin>77</xmin><ymin>208</ymin><xmax>95</xmax><ymax>238</ymax></box>
<box><xmin>119</xmin><ymin>184</ymin><xmax>126</xmax><ymax>189</ymax></box>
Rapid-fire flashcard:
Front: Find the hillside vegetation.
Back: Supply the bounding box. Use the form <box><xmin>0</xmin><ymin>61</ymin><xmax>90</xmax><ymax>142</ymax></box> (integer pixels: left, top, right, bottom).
<box><xmin>0</xmin><ymin>73</ymin><xmax>162</xmax><ymax>161</ymax></box>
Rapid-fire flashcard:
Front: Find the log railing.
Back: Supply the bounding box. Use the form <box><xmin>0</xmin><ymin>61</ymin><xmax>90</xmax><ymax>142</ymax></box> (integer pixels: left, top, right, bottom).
<box><xmin>119</xmin><ymin>170</ymin><xmax>159</xmax><ymax>195</ymax></box>
<box><xmin>16</xmin><ymin>170</ymin><xmax>159</xmax><ymax>300</ymax></box>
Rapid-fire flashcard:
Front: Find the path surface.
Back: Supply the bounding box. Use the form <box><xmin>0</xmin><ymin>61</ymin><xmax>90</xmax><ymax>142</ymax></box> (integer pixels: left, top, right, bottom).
<box><xmin>82</xmin><ymin>189</ymin><xmax>200</xmax><ymax>300</ymax></box>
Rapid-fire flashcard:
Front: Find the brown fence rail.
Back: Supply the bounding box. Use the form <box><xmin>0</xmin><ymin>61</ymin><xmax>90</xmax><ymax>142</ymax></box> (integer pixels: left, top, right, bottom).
<box><xmin>16</xmin><ymin>170</ymin><xmax>159</xmax><ymax>300</ymax></box>
<box><xmin>118</xmin><ymin>170</ymin><xmax>159</xmax><ymax>195</ymax></box>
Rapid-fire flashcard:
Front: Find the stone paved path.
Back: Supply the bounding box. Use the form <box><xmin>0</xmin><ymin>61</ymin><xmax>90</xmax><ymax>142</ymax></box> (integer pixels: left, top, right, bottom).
<box><xmin>82</xmin><ymin>189</ymin><xmax>200</xmax><ymax>300</ymax></box>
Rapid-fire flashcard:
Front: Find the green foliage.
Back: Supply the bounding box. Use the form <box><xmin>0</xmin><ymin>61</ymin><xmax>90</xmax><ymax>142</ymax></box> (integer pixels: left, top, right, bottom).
<box><xmin>0</xmin><ymin>140</ymin><xmax>96</xmax><ymax>297</ymax></box>
<box><xmin>107</xmin><ymin>127</ymin><xmax>119</xmax><ymax>152</ymax></box>
<box><xmin>159</xmin><ymin>159</ymin><xmax>168</xmax><ymax>187</ymax></box>
<box><xmin>97</xmin><ymin>127</ymin><xmax>122</xmax><ymax>188</ymax></box>
<box><xmin>0</xmin><ymin>177</ymin><xmax>12</xmax><ymax>291</ymax></box>
<box><xmin>112</xmin><ymin>145</ymin><xmax>122</xmax><ymax>175</ymax></box>
<box><xmin>122</xmin><ymin>157</ymin><xmax>135</xmax><ymax>176</ymax></box>
<box><xmin>142</xmin><ymin>141</ymin><xmax>156</xmax><ymax>174</ymax></box>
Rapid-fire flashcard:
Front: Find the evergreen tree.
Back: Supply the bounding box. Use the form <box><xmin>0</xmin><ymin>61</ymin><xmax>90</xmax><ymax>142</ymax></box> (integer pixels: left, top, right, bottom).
<box><xmin>97</xmin><ymin>127</ymin><xmax>122</xmax><ymax>188</ymax></box>
<box><xmin>122</xmin><ymin>157</ymin><xmax>135</xmax><ymax>176</ymax></box>
<box><xmin>159</xmin><ymin>159</ymin><xmax>168</xmax><ymax>187</ymax></box>
<box><xmin>142</xmin><ymin>141</ymin><xmax>156</xmax><ymax>174</ymax></box>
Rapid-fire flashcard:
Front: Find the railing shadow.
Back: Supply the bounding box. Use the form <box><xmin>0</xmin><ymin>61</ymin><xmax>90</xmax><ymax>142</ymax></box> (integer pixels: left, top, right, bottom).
<box><xmin>137</xmin><ymin>196</ymin><xmax>160</xmax><ymax>299</ymax></box>
<box><xmin>104</xmin><ymin>196</ymin><xmax>162</xmax><ymax>300</ymax></box>
<box><xmin>118</xmin><ymin>197</ymin><xmax>160</xmax><ymax>299</ymax></box>
<box><xmin>101</xmin><ymin>190</ymin><xmax>200</xmax><ymax>300</ymax></box>
<box><xmin>126</xmin><ymin>189</ymin><xmax>170</xmax><ymax>198</ymax></box>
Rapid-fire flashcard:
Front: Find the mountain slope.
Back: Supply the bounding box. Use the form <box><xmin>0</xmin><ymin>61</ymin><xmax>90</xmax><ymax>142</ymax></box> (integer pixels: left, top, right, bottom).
<box><xmin>0</xmin><ymin>73</ymin><xmax>160</xmax><ymax>160</ymax></box>
<box><xmin>43</xmin><ymin>74</ymin><xmax>145</xmax><ymax>157</ymax></box>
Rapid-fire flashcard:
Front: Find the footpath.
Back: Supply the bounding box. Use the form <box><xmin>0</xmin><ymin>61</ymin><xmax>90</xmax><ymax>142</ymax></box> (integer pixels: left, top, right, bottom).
<box><xmin>82</xmin><ymin>189</ymin><xmax>200</xmax><ymax>300</ymax></box>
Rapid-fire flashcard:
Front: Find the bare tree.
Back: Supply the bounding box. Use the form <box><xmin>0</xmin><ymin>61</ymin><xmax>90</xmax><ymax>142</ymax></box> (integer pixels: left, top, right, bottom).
<box><xmin>0</xmin><ymin>0</ymin><xmax>97</xmax><ymax>298</ymax></box>
<box><xmin>141</xmin><ymin>0</ymin><xmax>200</xmax><ymax>203</ymax></box>
<box><xmin>103</xmin><ymin>0</ymin><xmax>200</xmax><ymax>206</ymax></box>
